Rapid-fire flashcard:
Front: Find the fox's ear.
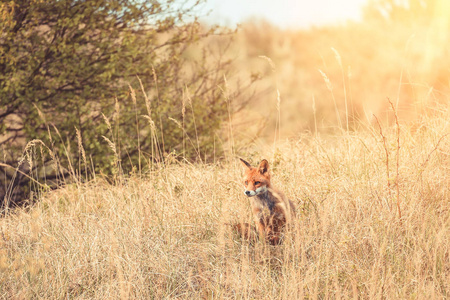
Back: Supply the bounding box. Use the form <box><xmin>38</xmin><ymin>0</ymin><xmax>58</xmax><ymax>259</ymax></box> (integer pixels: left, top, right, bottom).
<box><xmin>258</xmin><ymin>159</ymin><xmax>269</xmax><ymax>174</ymax></box>
<box><xmin>239</xmin><ymin>158</ymin><xmax>252</xmax><ymax>169</ymax></box>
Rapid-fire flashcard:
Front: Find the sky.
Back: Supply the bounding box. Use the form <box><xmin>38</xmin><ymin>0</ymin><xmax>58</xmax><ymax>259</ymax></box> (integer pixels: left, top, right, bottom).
<box><xmin>199</xmin><ymin>0</ymin><xmax>370</xmax><ymax>29</ymax></box>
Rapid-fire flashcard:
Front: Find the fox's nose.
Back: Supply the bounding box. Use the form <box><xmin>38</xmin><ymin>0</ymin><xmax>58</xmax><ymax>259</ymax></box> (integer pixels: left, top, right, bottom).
<box><xmin>245</xmin><ymin>190</ymin><xmax>251</xmax><ymax>196</ymax></box>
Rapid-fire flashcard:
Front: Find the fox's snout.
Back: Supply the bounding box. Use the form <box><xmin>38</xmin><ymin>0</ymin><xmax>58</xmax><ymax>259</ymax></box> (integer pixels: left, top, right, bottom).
<box><xmin>244</xmin><ymin>186</ymin><xmax>267</xmax><ymax>197</ymax></box>
<box><xmin>245</xmin><ymin>190</ymin><xmax>256</xmax><ymax>197</ymax></box>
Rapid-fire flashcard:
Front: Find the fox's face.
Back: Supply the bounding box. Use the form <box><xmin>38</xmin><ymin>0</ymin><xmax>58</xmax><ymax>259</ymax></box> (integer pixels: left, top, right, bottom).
<box><xmin>240</xmin><ymin>158</ymin><xmax>271</xmax><ymax>197</ymax></box>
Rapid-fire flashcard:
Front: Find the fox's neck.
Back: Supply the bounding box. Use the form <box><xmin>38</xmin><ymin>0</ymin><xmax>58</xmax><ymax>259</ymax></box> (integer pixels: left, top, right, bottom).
<box><xmin>255</xmin><ymin>188</ymin><xmax>275</xmax><ymax>211</ymax></box>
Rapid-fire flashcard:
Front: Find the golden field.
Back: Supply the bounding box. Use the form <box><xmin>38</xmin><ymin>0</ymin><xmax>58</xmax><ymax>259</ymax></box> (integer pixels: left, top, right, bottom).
<box><xmin>0</xmin><ymin>105</ymin><xmax>448</xmax><ymax>298</ymax></box>
<box><xmin>1</xmin><ymin>1</ymin><xmax>450</xmax><ymax>298</ymax></box>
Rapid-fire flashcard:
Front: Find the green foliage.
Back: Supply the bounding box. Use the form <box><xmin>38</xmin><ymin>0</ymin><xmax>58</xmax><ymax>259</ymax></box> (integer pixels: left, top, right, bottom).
<box><xmin>0</xmin><ymin>0</ymin><xmax>237</xmax><ymax>203</ymax></box>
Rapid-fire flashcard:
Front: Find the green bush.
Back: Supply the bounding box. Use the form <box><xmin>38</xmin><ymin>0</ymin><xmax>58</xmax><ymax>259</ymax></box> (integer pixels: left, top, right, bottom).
<box><xmin>0</xmin><ymin>0</ymin><xmax>240</xmax><ymax>205</ymax></box>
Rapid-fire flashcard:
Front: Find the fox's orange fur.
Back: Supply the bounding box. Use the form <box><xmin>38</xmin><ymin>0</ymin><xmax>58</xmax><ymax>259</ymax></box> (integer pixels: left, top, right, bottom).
<box><xmin>235</xmin><ymin>158</ymin><xmax>296</xmax><ymax>245</ymax></box>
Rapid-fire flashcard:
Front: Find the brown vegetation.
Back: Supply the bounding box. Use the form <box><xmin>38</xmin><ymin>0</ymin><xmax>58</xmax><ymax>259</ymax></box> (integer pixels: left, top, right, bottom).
<box><xmin>0</xmin><ymin>105</ymin><xmax>448</xmax><ymax>298</ymax></box>
<box><xmin>1</xmin><ymin>0</ymin><xmax>449</xmax><ymax>298</ymax></box>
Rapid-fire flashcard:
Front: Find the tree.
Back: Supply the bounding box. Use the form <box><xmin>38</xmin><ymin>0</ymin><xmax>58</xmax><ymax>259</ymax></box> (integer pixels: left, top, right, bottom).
<box><xmin>0</xmin><ymin>0</ymin><xmax>243</xmax><ymax>205</ymax></box>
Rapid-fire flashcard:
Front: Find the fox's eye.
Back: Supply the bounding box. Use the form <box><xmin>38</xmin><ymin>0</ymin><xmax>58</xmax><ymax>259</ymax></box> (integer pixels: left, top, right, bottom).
<box><xmin>255</xmin><ymin>181</ymin><xmax>260</xmax><ymax>185</ymax></box>
<box><xmin>245</xmin><ymin>181</ymin><xmax>248</xmax><ymax>185</ymax></box>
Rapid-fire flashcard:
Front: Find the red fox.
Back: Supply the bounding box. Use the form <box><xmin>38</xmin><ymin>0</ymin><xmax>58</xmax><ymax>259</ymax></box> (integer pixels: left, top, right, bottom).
<box><xmin>235</xmin><ymin>158</ymin><xmax>296</xmax><ymax>245</ymax></box>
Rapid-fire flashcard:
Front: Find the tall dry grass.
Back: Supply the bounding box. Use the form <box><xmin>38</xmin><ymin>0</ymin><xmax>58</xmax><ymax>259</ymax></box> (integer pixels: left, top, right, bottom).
<box><xmin>0</xmin><ymin>104</ymin><xmax>448</xmax><ymax>299</ymax></box>
<box><xmin>228</xmin><ymin>16</ymin><xmax>450</xmax><ymax>140</ymax></box>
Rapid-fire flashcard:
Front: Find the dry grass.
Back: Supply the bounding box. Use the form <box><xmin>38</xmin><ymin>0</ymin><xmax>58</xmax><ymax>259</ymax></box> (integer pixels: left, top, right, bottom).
<box><xmin>0</xmin><ymin>108</ymin><xmax>449</xmax><ymax>299</ymax></box>
<box><xmin>225</xmin><ymin>15</ymin><xmax>450</xmax><ymax>140</ymax></box>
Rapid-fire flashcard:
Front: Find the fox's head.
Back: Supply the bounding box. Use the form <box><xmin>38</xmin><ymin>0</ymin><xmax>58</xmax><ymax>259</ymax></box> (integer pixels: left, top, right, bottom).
<box><xmin>239</xmin><ymin>158</ymin><xmax>271</xmax><ymax>197</ymax></box>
